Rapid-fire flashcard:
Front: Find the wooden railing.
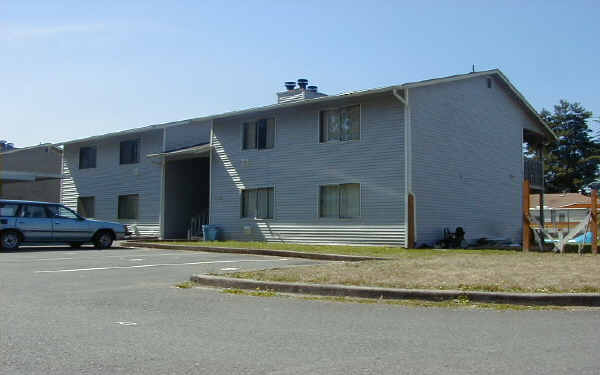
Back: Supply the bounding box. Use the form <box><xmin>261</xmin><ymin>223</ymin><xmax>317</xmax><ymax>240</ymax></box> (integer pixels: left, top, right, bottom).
<box><xmin>524</xmin><ymin>158</ymin><xmax>543</xmax><ymax>188</ymax></box>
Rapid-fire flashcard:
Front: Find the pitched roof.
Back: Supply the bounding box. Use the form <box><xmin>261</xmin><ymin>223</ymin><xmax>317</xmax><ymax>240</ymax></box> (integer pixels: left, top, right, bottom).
<box><xmin>530</xmin><ymin>193</ymin><xmax>592</xmax><ymax>208</ymax></box>
<box><xmin>56</xmin><ymin>69</ymin><xmax>556</xmax><ymax>146</ymax></box>
<box><xmin>0</xmin><ymin>143</ymin><xmax>62</xmax><ymax>155</ymax></box>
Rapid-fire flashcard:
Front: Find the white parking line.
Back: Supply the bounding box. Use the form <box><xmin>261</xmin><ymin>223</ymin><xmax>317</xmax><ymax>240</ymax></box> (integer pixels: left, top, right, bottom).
<box><xmin>35</xmin><ymin>259</ymin><xmax>290</xmax><ymax>273</ymax></box>
<box><xmin>35</xmin><ymin>257</ymin><xmax>74</xmax><ymax>261</ymax></box>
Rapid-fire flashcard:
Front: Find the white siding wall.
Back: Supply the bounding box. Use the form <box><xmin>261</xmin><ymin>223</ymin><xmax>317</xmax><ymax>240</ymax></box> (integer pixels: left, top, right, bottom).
<box><xmin>410</xmin><ymin>75</ymin><xmax>541</xmax><ymax>245</ymax></box>
<box><xmin>164</xmin><ymin>120</ymin><xmax>211</xmax><ymax>151</ymax></box>
<box><xmin>210</xmin><ymin>94</ymin><xmax>406</xmax><ymax>245</ymax></box>
<box><xmin>61</xmin><ymin>130</ymin><xmax>163</xmax><ymax>237</ymax></box>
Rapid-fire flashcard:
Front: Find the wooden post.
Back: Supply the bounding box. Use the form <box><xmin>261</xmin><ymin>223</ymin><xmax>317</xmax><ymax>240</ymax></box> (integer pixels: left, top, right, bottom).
<box><xmin>538</xmin><ymin>143</ymin><xmax>545</xmax><ymax>228</ymax></box>
<box><xmin>592</xmin><ymin>189</ymin><xmax>598</xmax><ymax>255</ymax></box>
<box><xmin>407</xmin><ymin>193</ymin><xmax>415</xmax><ymax>249</ymax></box>
<box><xmin>523</xmin><ymin>180</ymin><xmax>530</xmax><ymax>252</ymax></box>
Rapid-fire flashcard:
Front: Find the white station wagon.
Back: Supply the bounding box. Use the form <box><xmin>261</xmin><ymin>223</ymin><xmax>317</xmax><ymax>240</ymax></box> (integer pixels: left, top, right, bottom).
<box><xmin>0</xmin><ymin>200</ymin><xmax>127</xmax><ymax>250</ymax></box>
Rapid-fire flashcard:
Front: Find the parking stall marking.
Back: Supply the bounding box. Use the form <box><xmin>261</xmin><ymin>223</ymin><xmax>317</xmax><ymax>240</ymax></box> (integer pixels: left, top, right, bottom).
<box><xmin>35</xmin><ymin>258</ymin><xmax>291</xmax><ymax>273</ymax></box>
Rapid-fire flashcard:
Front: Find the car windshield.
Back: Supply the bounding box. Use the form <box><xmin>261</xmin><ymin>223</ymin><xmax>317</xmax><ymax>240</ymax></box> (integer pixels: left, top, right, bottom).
<box><xmin>47</xmin><ymin>205</ymin><xmax>80</xmax><ymax>220</ymax></box>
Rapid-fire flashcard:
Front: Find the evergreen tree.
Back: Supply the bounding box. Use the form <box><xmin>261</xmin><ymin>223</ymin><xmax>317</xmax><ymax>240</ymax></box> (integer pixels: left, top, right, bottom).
<box><xmin>540</xmin><ymin>100</ymin><xmax>600</xmax><ymax>193</ymax></box>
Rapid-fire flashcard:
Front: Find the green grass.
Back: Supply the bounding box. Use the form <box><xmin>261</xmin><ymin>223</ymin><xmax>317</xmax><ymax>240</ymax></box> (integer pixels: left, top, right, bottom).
<box><xmin>151</xmin><ymin>240</ymin><xmax>517</xmax><ymax>258</ymax></box>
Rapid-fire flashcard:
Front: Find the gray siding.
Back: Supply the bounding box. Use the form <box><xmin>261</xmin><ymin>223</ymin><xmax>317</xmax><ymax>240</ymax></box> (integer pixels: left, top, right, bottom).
<box><xmin>164</xmin><ymin>120</ymin><xmax>211</xmax><ymax>151</ymax></box>
<box><xmin>0</xmin><ymin>146</ymin><xmax>62</xmax><ymax>202</ymax></box>
<box><xmin>410</xmin><ymin>75</ymin><xmax>537</xmax><ymax>245</ymax></box>
<box><xmin>61</xmin><ymin>130</ymin><xmax>163</xmax><ymax>237</ymax></box>
<box><xmin>210</xmin><ymin>93</ymin><xmax>406</xmax><ymax>245</ymax></box>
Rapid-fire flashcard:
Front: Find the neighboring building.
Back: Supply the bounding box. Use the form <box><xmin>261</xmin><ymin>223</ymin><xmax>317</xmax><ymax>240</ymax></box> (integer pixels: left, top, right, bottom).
<box><xmin>530</xmin><ymin>193</ymin><xmax>591</xmax><ymax>210</ymax></box>
<box><xmin>0</xmin><ymin>144</ymin><xmax>63</xmax><ymax>202</ymax></box>
<box><xmin>529</xmin><ymin>192</ymin><xmax>595</xmax><ymax>231</ymax></box>
<box><xmin>58</xmin><ymin>69</ymin><xmax>556</xmax><ymax>246</ymax></box>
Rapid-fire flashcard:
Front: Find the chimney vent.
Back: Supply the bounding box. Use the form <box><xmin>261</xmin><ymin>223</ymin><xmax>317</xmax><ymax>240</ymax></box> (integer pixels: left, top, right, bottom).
<box><xmin>297</xmin><ymin>78</ymin><xmax>308</xmax><ymax>90</ymax></box>
<box><xmin>284</xmin><ymin>81</ymin><xmax>296</xmax><ymax>91</ymax></box>
<box><xmin>277</xmin><ymin>78</ymin><xmax>327</xmax><ymax>104</ymax></box>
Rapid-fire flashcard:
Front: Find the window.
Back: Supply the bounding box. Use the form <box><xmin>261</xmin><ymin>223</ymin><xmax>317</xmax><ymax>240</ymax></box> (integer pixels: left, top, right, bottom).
<box><xmin>0</xmin><ymin>203</ymin><xmax>19</xmax><ymax>217</ymax></box>
<box><xmin>241</xmin><ymin>188</ymin><xmax>274</xmax><ymax>219</ymax></box>
<box><xmin>19</xmin><ymin>205</ymin><xmax>49</xmax><ymax>218</ymax></box>
<box><xmin>319</xmin><ymin>183</ymin><xmax>360</xmax><ymax>218</ymax></box>
<box><xmin>320</xmin><ymin>105</ymin><xmax>360</xmax><ymax>143</ymax></box>
<box><xmin>118</xmin><ymin>194</ymin><xmax>139</xmax><ymax>220</ymax></box>
<box><xmin>243</xmin><ymin>118</ymin><xmax>275</xmax><ymax>150</ymax></box>
<box><xmin>487</xmin><ymin>77</ymin><xmax>492</xmax><ymax>89</ymax></box>
<box><xmin>120</xmin><ymin>139</ymin><xmax>139</xmax><ymax>164</ymax></box>
<box><xmin>77</xmin><ymin>197</ymin><xmax>95</xmax><ymax>218</ymax></box>
<box><xmin>79</xmin><ymin>146</ymin><xmax>97</xmax><ymax>169</ymax></box>
<box><xmin>47</xmin><ymin>205</ymin><xmax>79</xmax><ymax>220</ymax></box>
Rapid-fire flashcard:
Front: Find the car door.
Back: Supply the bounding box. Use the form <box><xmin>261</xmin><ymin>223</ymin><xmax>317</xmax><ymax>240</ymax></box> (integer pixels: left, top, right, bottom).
<box><xmin>15</xmin><ymin>204</ymin><xmax>53</xmax><ymax>242</ymax></box>
<box><xmin>48</xmin><ymin>205</ymin><xmax>91</xmax><ymax>242</ymax></box>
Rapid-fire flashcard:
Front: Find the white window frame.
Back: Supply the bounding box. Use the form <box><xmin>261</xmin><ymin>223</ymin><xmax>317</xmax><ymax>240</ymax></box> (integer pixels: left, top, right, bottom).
<box><xmin>78</xmin><ymin>145</ymin><xmax>98</xmax><ymax>169</ymax></box>
<box><xmin>117</xmin><ymin>194</ymin><xmax>140</xmax><ymax>220</ymax></box>
<box><xmin>318</xmin><ymin>104</ymin><xmax>362</xmax><ymax>144</ymax></box>
<box><xmin>317</xmin><ymin>183</ymin><xmax>362</xmax><ymax>219</ymax></box>
<box><xmin>241</xmin><ymin>117</ymin><xmax>277</xmax><ymax>152</ymax></box>
<box><xmin>77</xmin><ymin>196</ymin><xmax>96</xmax><ymax>218</ymax></box>
<box><xmin>119</xmin><ymin>138</ymin><xmax>141</xmax><ymax>165</ymax></box>
<box><xmin>240</xmin><ymin>186</ymin><xmax>275</xmax><ymax>220</ymax></box>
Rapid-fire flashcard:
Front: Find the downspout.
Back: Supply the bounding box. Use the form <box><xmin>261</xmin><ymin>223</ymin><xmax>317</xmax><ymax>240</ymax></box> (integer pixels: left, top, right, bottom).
<box><xmin>208</xmin><ymin>119</ymin><xmax>214</xmax><ymax>225</ymax></box>
<box><xmin>159</xmin><ymin>128</ymin><xmax>167</xmax><ymax>239</ymax></box>
<box><xmin>392</xmin><ymin>88</ymin><xmax>413</xmax><ymax>247</ymax></box>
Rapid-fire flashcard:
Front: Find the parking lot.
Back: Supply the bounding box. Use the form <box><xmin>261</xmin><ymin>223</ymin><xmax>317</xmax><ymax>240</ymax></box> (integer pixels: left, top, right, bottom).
<box><xmin>0</xmin><ymin>244</ymin><xmax>320</xmax><ymax>296</ymax></box>
<box><xmin>2</xmin><ymin>246</ymin><xmax>600</xmax><ymax>375</ymax></box>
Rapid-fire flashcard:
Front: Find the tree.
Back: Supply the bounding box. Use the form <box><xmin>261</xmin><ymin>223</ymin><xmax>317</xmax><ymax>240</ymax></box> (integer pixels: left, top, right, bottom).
<box><xmin>539</xmin><ymin>100</ymin><xmax>600</xmax><ymax>193</ymax></box>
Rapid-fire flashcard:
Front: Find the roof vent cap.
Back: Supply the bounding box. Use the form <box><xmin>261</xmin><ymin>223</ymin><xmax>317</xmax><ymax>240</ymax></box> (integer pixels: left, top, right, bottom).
<box><xmin>284</xmin><ymin>81</ymin><xmax>296</xmax><ymax>91</ymax></box>
<box><xmin>297</xmin><ymin>78</ymin><xmax>308</xmax><ymax>90</ymax></box>
<box><xmin>307</xmin><ymin>85</ymin><xmax>318</xmax><ymax>92</ymax></box>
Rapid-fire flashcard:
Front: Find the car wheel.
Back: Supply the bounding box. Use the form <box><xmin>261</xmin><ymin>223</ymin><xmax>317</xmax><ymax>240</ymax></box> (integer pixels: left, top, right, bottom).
<box><xmin>69</xmin><ymin>242</ymin><xmax>83</xmax><ymax>248</ymax></box>
<box><xmin>94</xmin><ymin>231</ymin><xmax>114</xmax><ymax>249</ymax></box>
<box><xmin>1</xmin><ymin>231</ymin><xmax>20</xmax><ymax>250</ymax></box>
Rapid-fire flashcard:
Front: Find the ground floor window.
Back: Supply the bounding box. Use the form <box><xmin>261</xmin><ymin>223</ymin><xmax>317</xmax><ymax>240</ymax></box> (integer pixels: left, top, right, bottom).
<box><xmin>77</xmin><ymin>196</ymin><xmax>95</xmax><ymax>218</ymax></box>
<box><xmin>241</xmin><ymin>187</ymin><xmax>274</xmax><ymax>219</ymax></box>
<box><xmin>118</xmin><ymin>194</ymin><xmax>139</xmax><ymax>220</ymax></box>
<box><xmin>319</xmin><ymin>183</ymin><xmax>360</xmax><ymax>218</ymax></box>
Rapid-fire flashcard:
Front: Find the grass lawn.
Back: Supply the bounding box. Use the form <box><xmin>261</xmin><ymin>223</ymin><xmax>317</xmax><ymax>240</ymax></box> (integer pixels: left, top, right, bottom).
<box><xmin>229</xmin><ymin>252</ymin><xmax>600</xmax><ymax>294</ymax></box>
<box><xmin>152</xmin><ymin>240</ymin><xmax>514</xmax><ymax>258</ymax></box>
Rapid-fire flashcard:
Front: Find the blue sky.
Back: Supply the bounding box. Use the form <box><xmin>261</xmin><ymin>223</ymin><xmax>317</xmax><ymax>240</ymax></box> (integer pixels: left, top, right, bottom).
<box><xmin>2</xmin><ymin>0</ymin><xmax>599</xmax><ymax>147</ymax></box>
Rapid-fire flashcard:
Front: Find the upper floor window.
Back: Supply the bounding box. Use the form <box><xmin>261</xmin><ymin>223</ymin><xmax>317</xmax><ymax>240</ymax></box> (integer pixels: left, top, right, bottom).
<box><xmin>120</xmin><ymin>139</ymin><xmax>140</xmax><ymax>165</ymax></box>
<box><xmin>319</xmin><ymin>183</ymin><xmax>360</xmax><ymax>218</ymax></box>
<box><xmin>79</xmin><ymin>146</ymin><xmax>97</xmax><ymax>169</ymax></box>
<box><xmin>320</xmin><ymin>105</ymin><xmax>360</xmax><ymax>143</ymax></box>
<box><xmin>243</xmin><ymin>118</ymin><xmax>275</xmax><ymax>150</ymax></box>
<box><xmin>241</xmin><ymin>187</ymin><xmax>274</xmax><ymax>219</ymax></box>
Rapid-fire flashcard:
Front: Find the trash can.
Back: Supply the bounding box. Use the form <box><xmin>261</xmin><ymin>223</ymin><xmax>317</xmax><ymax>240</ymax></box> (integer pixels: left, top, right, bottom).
<box><xmin>202</xmin><ymin>225</ymin><xmax>220</xmax><ymax>241</ymax></box>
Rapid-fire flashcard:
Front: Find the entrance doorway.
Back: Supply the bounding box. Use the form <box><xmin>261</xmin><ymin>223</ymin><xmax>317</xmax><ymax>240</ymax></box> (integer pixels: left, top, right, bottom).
<box><xmin>163</xmin><ymin>157</ymin><xmax>210</xmax><ymax>239</ymax></box>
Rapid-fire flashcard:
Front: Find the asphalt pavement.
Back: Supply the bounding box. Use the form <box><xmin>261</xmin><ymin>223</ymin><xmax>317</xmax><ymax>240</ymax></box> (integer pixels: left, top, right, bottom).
<box><xmin>1</xmin><ymin>246</ymin><xmax>599</xmax><ymax>374</ymax></box>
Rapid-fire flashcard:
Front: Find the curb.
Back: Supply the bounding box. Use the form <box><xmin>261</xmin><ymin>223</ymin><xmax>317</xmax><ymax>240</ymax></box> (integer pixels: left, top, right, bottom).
<box><xmin>126</xmin><ymin>241</ymin><xmax>387</xmax><ymax>262</ymax></box>
<box><xmin>190</xmin><ymin>274</ymin><xmax>600</xmax><ymax>307</ymax></box>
